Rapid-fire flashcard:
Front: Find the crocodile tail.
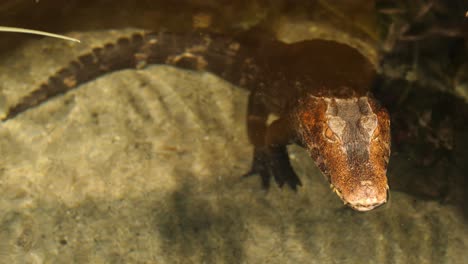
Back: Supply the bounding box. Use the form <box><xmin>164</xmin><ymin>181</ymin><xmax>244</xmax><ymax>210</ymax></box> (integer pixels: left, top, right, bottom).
<box><xmin>3</xmin><ymin>31</ymin><xmax>252</xmax><ymax>121</ymax></box>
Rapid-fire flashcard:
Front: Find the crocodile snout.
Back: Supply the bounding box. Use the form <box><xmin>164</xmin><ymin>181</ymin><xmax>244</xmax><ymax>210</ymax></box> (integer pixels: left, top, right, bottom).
<box><xmin>334</xmin><ymin>180</ymin><xmax>388</xmax><ymax>211</ymax></box>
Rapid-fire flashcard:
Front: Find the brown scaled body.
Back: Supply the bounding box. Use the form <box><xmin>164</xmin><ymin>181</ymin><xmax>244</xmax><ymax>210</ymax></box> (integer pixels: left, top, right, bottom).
<box><xmin>2</xmin><ymin>31</ymin><xmax>391</xmax><ymax>211</ymax></box>
<box><xmin>244</xmin><ymin>39</ymin><xmax>391</xmax><ymax>211</ymax></box>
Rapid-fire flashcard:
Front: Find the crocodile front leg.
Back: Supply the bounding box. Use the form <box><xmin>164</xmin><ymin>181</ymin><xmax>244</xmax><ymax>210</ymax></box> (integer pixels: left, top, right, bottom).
<box><xmin>243</xmin><ymin>90</ymin><xmax>302</xmax><ymax>190</ymax></box>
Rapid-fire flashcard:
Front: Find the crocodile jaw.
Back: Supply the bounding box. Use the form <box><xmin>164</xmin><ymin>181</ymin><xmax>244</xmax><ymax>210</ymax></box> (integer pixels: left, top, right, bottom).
<box><xmin>332</xmin><ymin>183</ymin><xmax>388</xmax><ymax>212</ymax></box>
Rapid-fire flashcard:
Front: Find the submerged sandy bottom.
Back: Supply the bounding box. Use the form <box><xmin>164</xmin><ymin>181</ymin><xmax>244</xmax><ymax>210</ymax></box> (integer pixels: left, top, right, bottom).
<box><xmin>0</xmin><ymin>31</ymin><xmax>466</xmax><ymax>264</ymax></box>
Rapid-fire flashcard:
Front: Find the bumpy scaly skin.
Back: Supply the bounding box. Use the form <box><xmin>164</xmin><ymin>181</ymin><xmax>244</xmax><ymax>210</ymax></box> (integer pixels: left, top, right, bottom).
<box><xmin>293</xmin><ymin>96</ymin><xmax>390</xmax><ymax>211</ymax></box>
<box><xmin>2</xmin><ymin>32</ymin><xmax>251</xmax><ymax>120</ymax></box>
<box><xmin>1</xmin><ymin>31</ymin><xmax>391</xmax><ymax>211</ymax></box>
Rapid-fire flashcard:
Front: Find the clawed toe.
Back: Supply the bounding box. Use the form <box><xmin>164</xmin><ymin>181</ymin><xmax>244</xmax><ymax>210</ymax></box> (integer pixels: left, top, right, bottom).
<box><xmin>243</xmin><ymin>146</ymin><xmax>302</xmax><ymax>190</ymax></box>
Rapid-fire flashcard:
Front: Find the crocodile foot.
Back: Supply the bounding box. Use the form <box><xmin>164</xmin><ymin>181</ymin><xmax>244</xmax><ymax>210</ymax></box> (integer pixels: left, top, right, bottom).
<box><xmin>243</xmin><ymin>146</ymin><xmax>302</xmax><ymax>190</ymax></box>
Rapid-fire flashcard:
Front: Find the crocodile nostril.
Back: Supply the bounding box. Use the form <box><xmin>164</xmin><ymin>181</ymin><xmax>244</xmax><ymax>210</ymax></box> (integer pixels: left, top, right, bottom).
<box><xmin>346</xmin><ymin>184</ymin><xmax>388</xmax><ymax>211</ymax></box>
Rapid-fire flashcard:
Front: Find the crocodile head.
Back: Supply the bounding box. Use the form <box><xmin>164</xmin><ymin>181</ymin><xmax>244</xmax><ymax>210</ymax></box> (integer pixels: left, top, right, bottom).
<box><xmin>293</xmin><ymin>95</ymin><xmax>391</xmax><ymax>211</ymax></box>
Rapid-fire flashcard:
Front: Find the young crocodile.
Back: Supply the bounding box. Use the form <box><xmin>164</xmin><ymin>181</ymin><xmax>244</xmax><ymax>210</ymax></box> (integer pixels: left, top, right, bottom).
<box><xmin>1</xmin><ymin>30</ymin><xmax>391</xmax><ymax>211</ymax></box>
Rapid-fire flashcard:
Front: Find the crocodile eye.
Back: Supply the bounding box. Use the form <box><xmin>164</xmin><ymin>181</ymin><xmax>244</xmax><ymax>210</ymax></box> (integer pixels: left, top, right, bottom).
<box><xmin>373</xmin><ymin>125</ymin><xmax>380</xmax><ymax>139</ymax></box>
<box><xmin>324</xmin><ymin>127</ymin><xmax>336</xmax><ymax>141</ymax></box>
<box><xmin>360</xmin><ymin>115</ymin><xmax>377</xmax><ymax>128</ymax></box>
<box><xmin>360</xmin><ymin>114</ymin><xmax>377</xmax><ymax>137</ymax></box>
<box><xmin>325</xmin><ymin>117</ymin><xmax>345</xmax><ymax>142</ymax></box>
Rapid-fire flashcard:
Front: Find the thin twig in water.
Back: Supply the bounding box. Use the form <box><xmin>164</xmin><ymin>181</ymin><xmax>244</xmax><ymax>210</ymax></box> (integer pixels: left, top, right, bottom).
<box><xmin>0</xmin><ymin>26</ymin><xmax>80</xmax><ymax>42</ymax></box>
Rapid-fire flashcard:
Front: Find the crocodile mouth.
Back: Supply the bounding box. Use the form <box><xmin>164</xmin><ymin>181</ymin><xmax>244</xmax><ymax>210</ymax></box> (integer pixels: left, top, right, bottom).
<box><xmin>346</xmin><ymin>197</ymin><xmax>387</xmax><ymax>212</ymax></box>
<box><xmin>331</xmin><ymin>184</ymin><xmax>389</xmax><ymax>212</ymax></box>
